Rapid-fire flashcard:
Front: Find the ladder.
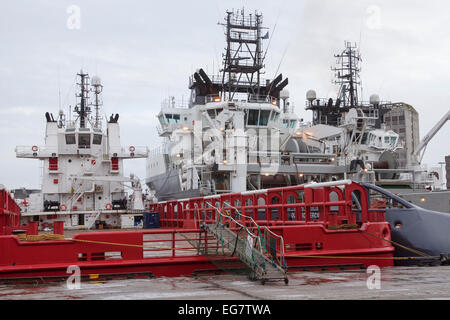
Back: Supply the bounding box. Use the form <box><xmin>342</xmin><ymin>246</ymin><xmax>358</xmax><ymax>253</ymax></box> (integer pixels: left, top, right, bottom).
<box><xmin>194</xmin><ymin>202</ymin><xmax>289</xmax><ymax>285</ymax></box>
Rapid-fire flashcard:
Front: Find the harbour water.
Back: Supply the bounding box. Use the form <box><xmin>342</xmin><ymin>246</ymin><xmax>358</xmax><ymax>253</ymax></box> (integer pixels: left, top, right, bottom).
<box><xmin>1</xmin><ymin>266</ymin><xmax>450</xmax><ymax>300</ymax></box>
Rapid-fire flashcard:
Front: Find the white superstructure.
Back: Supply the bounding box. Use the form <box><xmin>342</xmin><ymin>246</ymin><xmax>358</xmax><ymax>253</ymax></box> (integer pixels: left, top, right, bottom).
<box><xmin>16</xmin><ymin>71</ymin><xmax>148</xmax><ymax>230</ymax></box>
<box><xmin>145</xmin><ymin>11</ymin><xmax>403</xmax><ymax>201</ymax></box>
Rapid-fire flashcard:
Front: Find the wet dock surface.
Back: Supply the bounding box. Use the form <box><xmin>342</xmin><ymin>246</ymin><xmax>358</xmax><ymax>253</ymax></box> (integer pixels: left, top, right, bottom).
<box><xmin>1</xmin><ymin>266</ymin><xmax>450</xmax><ymax>300</ymax></box>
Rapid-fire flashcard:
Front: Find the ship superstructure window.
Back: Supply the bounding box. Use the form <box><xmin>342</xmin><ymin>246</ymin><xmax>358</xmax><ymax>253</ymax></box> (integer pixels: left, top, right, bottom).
<box><xmin>78</xmin><ymin>134</ymin><xmax>91</xmax><ymax>148</ymax></box>
<box><xmin>247</xmin><ymin>109</ymin><xmax>259</xmax><ymax>126</ymax></box>
<box><xmin>361</xmin><ymin>132</ymin><xmax>369</xmax><ymax>144</ymax></box>
<box><xmin>165</xmin><ymin>114</ymin><xmax>180</xmax><ymax>124</ymax></box>
<box><xmin>282</xmin><ymin>119</ymin><xmax>289</xmax><ymax>128</ymax></box>
<box><xmin>290</xmin><ymin>120</ymin><xmax>297</xmax><ymax>128</ymax></box>
<box><xmin>259</xmin><ymin>110</ymin><xmax>270</xmax><ymax>126</ymax></box>
<box><xmin>93</xmin><ymin>134</ymin><xmax>102</xmax><ymax>145</ymax></box>
<box><xmin>273</xmin><ymin>112</ymin><xmax>280</xmax><ymax>122</ymax></box>
<box><xmin>158</xmin><ymin>115</ymin><xmax>166</xmax><ymax>125</ymax></box>
<box><xmin>65</xmin><ymin>134</ymin><xmax>76</xmax><ymax>145</ymax></box>
<box><xmin>207</xmin><ymin>109</ymin><xmax>216</xmax><ymax>119</ymax></box>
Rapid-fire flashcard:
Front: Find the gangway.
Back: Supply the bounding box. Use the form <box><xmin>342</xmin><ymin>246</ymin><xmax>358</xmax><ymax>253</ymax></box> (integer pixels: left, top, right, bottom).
<box><xmin>193</xmin><ymin>201</ymin><xmax>289</xmax><ymax>285</ymax></box>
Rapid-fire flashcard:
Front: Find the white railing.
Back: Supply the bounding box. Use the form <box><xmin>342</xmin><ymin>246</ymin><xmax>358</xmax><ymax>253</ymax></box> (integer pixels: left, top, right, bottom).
<box><xmin>16</xmin><ymin>146</ymin><xmax>58</xmax><ymax>158</ymax></box>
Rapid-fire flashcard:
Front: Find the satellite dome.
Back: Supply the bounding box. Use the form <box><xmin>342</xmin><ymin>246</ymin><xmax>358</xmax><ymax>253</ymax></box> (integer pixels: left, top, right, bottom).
<box><xmin>370</xmin><ymin>94</ymin><xmax>380</xmax><ymax>106</ymax></box>
<box><xmin>280</xmin><ymin>90</ymin><xmax>290</xmax><ymax>100</ymax></box>
<box><xmin>306</xmin><ymin>90</ymin><xmax>317</xmax><ymax>102</ymax></box>
<box><xmin>91</xmin><ymin>75</ymin><xmax>102</xmax><ymax>86</ymax></box>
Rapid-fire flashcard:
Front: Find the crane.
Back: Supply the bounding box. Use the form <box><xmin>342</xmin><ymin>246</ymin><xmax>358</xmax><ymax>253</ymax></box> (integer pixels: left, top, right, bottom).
<box><xmin>413</xmin><ymin>110</ymin><xmax>450</xmax><ymax>164</ymax></box>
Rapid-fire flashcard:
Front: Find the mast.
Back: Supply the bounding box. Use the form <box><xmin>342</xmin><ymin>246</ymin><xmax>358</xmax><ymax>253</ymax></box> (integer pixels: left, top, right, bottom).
<box><xmin>220</xmin><ymin>9</ymin><xmax>265</xmax><ymax>100</ymax></box>
<box><xmin>90</xmin><ymin>75</ymin><xmax>103</xmax><ymax>129</ymax></box>
<box><xmin>332</xmin><ymin>41</ymin><xmax>362</xmax><ymax>108</ymax></box>
<box><xmin>75</xmin><ymin>70</ymin><xmax>90</xmax><ymax>128</ymax></box>
<box><xmin>188</xmin><ymin>9</ymin><xmax>287</xmax><ymax>105</ymax></box>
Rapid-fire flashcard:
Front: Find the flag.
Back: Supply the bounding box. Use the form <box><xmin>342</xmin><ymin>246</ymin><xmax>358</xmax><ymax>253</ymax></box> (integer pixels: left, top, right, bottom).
<box><xmin>262</xmin><ymin>31</ymin><xmax>269</xmax><ymax>39</ymax></box>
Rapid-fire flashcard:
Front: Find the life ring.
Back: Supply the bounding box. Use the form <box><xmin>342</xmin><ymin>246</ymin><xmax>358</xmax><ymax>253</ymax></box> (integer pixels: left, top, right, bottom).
<box><xmin>129</xmin><ymin>146</ymin><xmax>135</xmax><ymax>152</ymax></box>
<box><xmin>60</xmin><ymin>204</ymin><xmax>67</xmax><ymax>211</ymax></box>
<box><xmin>32</xmin><ymin>145</ymin><xmax>38</xmax><ymax>152</ymax></box>
<box><xmin>105</xmin><ymin>203</ymin><xmax>112</xmax><ymax>210</ymax></box>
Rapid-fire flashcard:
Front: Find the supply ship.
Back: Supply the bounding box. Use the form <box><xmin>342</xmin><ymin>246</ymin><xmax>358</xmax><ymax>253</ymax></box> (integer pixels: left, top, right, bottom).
<box><xmin>0</xmin><ymin>9</ymin><xmax>449</xmax><ymax>284</ymax></box>
<box><xmin>145</xmin><ymin>10</ymin><xmax>450</xmax><ymax>213</ymax></box>
<box><xmin>14</xmin><ymin>71</ymin><xmax>148</xmax><ymax>230</ymax></box>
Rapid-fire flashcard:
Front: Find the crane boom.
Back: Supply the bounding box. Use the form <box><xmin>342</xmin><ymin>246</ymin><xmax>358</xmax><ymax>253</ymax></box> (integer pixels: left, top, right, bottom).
<box><xmin>413</xmin><ymin>110</ymin><xmax>450</xmax><ymax>163</ymax></box>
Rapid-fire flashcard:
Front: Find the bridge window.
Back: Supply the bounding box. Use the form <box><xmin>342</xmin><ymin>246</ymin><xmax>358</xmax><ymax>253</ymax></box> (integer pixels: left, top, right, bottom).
<box><xmin>165</xmin><ymin>114</ymin><xmax>180</xmax><ymax>124</ymax></box>
<box><xmin>158</xmin><ymin>115</ymin><xmax>166</xmax><ymax>125</ymax></box>
<box><xmin>273</xmin><ymin>113</ymin><xmax>280</xmax><ymax>122</ymax></box>
<box><xmin>207</xmin><ymin>109</ymin><xmax>216</xmax><ymax>119</ymax></box>
<box><xmin>247</xmin><ymin>109</ymin><xmax>259</xmax><ymax>126</ymax></box>
<box><xmin>290</xmin><ymin>120</ymin><xmax>297</xmax><ymax>128</ymax></box>
<box><xmin>65</xmin><ymin>134</ymin><xmax>76</xmax><ymax>145</ymax></box>
<box><xmin>78</xmin><ymin>134</ymin><xmax>91</xmax><ymax>149</ymax></box>
<box><xmin>259</xmin><ymin>110</ymin><xmax>270</xmax><ymax>126</ymax></box>
<box><xmin>361</xmin><ymin>132</ymin><xmax>368</xmax><ymax>144</ymax></box>
<box><xmin>93</xmin><ymin>134</ymin><xmax>102</xmax><ymax>145</ymax></box>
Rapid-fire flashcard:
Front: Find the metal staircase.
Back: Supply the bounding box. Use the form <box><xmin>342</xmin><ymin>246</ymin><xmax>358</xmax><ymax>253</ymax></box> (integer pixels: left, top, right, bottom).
<box><xmin>192</xmin><ymin>202</ymin><xmax>289</xmax><ymax>285</ymax></box>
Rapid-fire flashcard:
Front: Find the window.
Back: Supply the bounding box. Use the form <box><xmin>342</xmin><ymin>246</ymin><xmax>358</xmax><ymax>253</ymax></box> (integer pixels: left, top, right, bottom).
<box><xmin>164</xmin><ymin>114</ymin><xmax>180</xmax><ymax>124</ymax></box>
<box><xmin>282</xmin><ymin>119</ymin><xmax>289</xmax><ymax>128</ymax></box>
<box><xmin>361</xmin><ymin>132</ymin><xmax>369</xmax><ymax>144</ymax></box>
<box><xmin>259</xmin><ymin>110</ymin><xmax>270</xmax><ymax>126</ymax></box>
<box><xmin>247</xmin><ymin>109</ymin><xmax>259</xmax><ymax>126</ymax></box>
<box><xmin>290</xmin><ymin>120</ymin><xmax>297</xmax><ymax>128</ymax></box>
<box><xmin>390</xmin><ymin>136</ymin><xmax>397</xmax><ymax>145</ymax></box>
<box><xmin>93</xmin><ymin>134</ymin><xmax>102</xmax><ymax>145</ymax></box>
<box><xmin>207</xmin><ymin>109</ymin><xmax>216</xmax><ymax>119</ymax></box>
<box><xmin>78</xmin><ymin>134</ymin><xmax>91</xmax><ymax>148</ymax></box>
<box><xmin>384</xmin><ymin>136</ymin><xmax>390</xmax><ymax>144</ymax></box>
<box><xmin>65</xmin><ymin>134</ymin><xmax>76</xmax><ymax>145</ymax></box>
<box><xmin>273</xmin><ymin>113</ymin><xmax>280</xmax><ymax>122</ymax></box>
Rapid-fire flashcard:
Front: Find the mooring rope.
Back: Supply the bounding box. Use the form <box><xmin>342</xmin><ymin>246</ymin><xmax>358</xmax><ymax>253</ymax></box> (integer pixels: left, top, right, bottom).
<box><xmin>359</xmin><ymin>229</ymin><xmax>430</xmax><ymax>257</ymax></box>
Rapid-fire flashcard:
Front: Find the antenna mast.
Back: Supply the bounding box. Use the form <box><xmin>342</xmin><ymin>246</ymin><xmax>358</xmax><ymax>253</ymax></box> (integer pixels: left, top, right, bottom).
<box><xmin>90</xmin><ymin>75</ymin><xmax>103</xmax><ymax>129</ymax></box>
<box><xmin>75</xmin><ymin>70</ymin><xmax>91</xmax><ymax>128</ymax></box>
<box><xmin>332</xmin><ymin>41</ymin><xmax>362</xmax><ymax>108</ymax></box>
<box><xmin>221</xmin><ymin>9</ymin><xmax>265</xmax><ymax>100</ymax></box>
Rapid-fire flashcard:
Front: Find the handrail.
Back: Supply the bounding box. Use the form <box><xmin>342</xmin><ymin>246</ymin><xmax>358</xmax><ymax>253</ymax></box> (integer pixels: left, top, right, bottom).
<box><xmin>218</xmin><ymin>201</ymin><xmax>287</xmax><ymax>269</ymax></box>
<box><xmin>203</xmin><ymin>202</ymin><xmax>258</xmax><ymax>240</ymax></box>
<box><xmin>203</xmin><ymin>201</ymin><xmax>287</xmax><ymax>271</ymax></box>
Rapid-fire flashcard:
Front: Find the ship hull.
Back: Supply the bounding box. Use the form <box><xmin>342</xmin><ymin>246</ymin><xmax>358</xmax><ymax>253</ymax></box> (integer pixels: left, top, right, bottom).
<box><xmin>146</xmin><ymin>169</ymin><xmax>201</xmax><ymax>201</ymax></box>
<box><xmin>0</xmin><ymin>227</ymin><xmax>393</xmax><ymax>282</ymax></box>
<box><xmin>386</xmin><ymin>207</ymin><xmax>450</xmax><ymax>265</ymax></box>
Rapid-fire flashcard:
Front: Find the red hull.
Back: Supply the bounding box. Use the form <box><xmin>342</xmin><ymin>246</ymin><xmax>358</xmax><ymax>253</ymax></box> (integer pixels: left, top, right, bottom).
<box><xmin>0</xmin><ymin>181</ymin><xmax>394</xmax><ymax>282</ymax></box>
<box><xmin>0</xmin><ymin>225</ymin><xmax>393</xmax><ymax>281</ymax></box>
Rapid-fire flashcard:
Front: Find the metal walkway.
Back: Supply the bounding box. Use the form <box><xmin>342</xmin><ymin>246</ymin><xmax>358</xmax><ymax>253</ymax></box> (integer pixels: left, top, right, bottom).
<box><xmin>194</xmin><ymin>202</ymin><xmax>289</xmax><ymax>285</ymax></box>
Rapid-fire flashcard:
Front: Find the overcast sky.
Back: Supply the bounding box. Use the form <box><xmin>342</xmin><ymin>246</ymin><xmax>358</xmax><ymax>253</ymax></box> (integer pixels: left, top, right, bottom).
<box><xmin>1</xmin><ymin>0</ymin><xmax>449</xmax><ymax>190</ymax></box>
